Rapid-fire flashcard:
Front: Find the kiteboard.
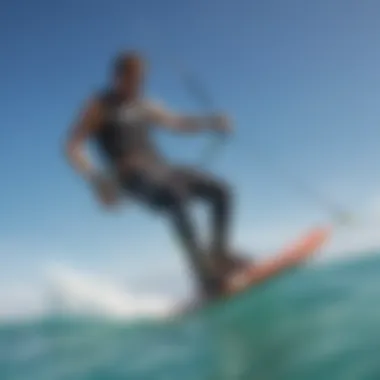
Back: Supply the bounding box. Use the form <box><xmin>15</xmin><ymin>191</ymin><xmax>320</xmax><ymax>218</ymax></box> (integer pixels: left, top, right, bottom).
<box><xmin>224</xmin><ymin>226</ymin><xmax>331</xmax><ymax>295</ymax></box>
<box><xmin>175</xmin><ymin>226</ymin><xmax>331</xmax><ymax>317</ymax></box>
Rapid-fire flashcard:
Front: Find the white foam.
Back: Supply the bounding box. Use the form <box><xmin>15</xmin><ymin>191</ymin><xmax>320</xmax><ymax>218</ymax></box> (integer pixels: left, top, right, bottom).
<box><xmin>0</xmin><ymin>263</ymin><xmax>177</xmax><ymax>321</ymax></box>
<box><xmin>44</xmin><ymin>263</ymin><xmax>176</xmax><ymax>319</ymax></box>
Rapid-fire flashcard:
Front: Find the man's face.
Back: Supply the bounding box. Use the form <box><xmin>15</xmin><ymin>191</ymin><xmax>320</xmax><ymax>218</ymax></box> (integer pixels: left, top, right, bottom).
<box><xmin>117</xmin><ymin>60</ymin><xmax>144</xmax><ymax>97</ymax></box>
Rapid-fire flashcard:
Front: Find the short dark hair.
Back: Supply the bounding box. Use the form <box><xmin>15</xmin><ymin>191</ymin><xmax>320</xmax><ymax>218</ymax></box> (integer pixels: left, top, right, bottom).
<box><xmin>112</xmin><ymin>51</ymin><xmax>143</xmax><ymax>77</ymax></box>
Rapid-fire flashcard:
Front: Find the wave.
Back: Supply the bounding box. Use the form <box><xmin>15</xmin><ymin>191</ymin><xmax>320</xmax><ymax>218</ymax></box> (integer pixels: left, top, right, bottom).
<box><xmin>3</xmin><ymin>217</ymin><xmax>380</xmax><ymax>323</ymax></box>
<box><xmin>0</xmin><ymin>263</ymin><xmax>177</xmax><ymax>323</ymax></box>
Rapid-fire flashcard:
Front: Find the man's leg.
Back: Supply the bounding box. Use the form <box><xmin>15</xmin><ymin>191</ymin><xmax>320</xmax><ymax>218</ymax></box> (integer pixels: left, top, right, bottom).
<box><xmin>142</xmin><ymin>172</ymin><xmax>223</xmax><ymax>300</ymax></box>
<box><xmin>176</xmin><ymin>167</ymin><xmax>248</xmax><ymax>278</ymax></box>
<box><xmin>180</xmin><ymin>168</ymin><xmax>233</xmax><ymax>259</ymax></box>
<box><xmin>125</xmin><ymin>168</ymin><xmax>226</xmax><ymax>299</ymax></box>
<box><xmin>167</xmin><ymin>197</ymin><xmax>223</xmax><ymax>299</ymax></box>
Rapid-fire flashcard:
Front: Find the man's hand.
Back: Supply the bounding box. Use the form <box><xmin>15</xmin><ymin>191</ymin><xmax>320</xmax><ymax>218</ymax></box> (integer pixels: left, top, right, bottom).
<box><xmin>209</xmin><ymin>114</ymin><xmax>233</xmax><ymax>134</ymax></box>
<box><xmin>91</xmin><ymin>175</ymin><xmax>120</xmax><ymax>208</ymax></box>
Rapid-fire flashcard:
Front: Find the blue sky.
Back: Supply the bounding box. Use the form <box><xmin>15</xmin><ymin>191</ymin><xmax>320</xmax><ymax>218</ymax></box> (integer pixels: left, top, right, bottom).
<box><xmin>1</xmin><ymin>0</ymin><xmax>380</xmax><ymax>311</ymax></box>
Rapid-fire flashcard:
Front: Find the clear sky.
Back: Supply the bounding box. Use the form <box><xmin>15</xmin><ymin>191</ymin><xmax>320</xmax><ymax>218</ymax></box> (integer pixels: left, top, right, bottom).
<box><xmin>1</xmin><ymin>0</ymin><xmax>380</xmax><ymax>314</ymax></box>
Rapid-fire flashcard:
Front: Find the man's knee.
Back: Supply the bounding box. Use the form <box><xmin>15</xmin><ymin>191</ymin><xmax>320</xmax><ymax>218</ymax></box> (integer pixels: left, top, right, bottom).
<box><xmin>160</xmin><ymin>186</ymin><xmax>187</xmax><ymax>212</ymax></box>
<box><xmin>210</xmin><ymin>179</ymin><xmax>232</xmax><ymax>205</ymax></box>
<box><xmin>175</xmin><ymin>166</ymin><xmax>232</xmax><ymax>205</ymax></box>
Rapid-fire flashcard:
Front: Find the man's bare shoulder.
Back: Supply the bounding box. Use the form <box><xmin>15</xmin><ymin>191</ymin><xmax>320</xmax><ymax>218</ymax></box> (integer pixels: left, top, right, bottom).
<box><xmin>79</xmin><ymin>91</ymin><xmax>109</xmax><ymax>115</ymax></box>
<box><xmin>140</xmin><ymin>97</ymin><xmax>176</xmax><ymax>123</ymax></box>
<box><xmin>70</xmin><ymin>92</ymin><xmax>107</xmax><ymax>137</ymax></box>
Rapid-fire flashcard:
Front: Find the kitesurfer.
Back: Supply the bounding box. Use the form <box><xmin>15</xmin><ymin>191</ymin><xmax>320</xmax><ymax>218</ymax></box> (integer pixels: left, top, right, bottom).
<box><xmin>65</xmin><ymin>51</ymin><xmax>244</xmax><ymax>301</ymax></box>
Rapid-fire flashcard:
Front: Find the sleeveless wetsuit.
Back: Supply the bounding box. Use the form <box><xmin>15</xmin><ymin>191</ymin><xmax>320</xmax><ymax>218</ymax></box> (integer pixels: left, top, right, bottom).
<box><xmin>95</xmin><ymin>90</ymin><xmax>164</xmax><ymax>170</ymax></box>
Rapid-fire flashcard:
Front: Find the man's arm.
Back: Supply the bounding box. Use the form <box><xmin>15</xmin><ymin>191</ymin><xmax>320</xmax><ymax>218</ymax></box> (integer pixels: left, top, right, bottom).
<box><xmin>65</xmin><ymin>97</ymin><xmax>103</xmax><ymax>181</ymax></box>
<box><xmin>65</xmin><ymin>98</ymin><xmax>120</xmax><ymax>207</ymax></box>
<box><xmin>145</xmin><ymin>101</ymin><xmax>231</xmax><ymax>134</ymax></box>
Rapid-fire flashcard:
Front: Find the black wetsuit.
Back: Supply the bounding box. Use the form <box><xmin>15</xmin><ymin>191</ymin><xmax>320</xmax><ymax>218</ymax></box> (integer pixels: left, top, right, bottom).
<box><xmin>94</xmin><ymin>89</ymin><xmax>232</xmax><ymax>298</ymax></box>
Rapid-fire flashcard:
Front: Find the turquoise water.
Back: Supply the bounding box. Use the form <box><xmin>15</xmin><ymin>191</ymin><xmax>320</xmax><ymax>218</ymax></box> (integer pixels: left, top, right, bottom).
<box><xmin>2</xmin><ymin>253</ymin><xmax>380</xmax><ymax>380</ymax></box>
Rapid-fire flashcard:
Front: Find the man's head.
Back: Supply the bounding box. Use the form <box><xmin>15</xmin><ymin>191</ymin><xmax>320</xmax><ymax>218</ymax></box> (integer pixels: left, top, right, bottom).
<box><xmin>112</xmin><ymin>51</ymin><xmax>145</xmax><ymax>98</ymax></box>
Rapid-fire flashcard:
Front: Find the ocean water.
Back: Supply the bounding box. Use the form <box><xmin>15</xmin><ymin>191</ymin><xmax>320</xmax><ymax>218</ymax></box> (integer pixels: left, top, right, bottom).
<box><xmin>1</xmin><ymin>253</ymin><xmax>380</xmax><ymax>380</ymax></box>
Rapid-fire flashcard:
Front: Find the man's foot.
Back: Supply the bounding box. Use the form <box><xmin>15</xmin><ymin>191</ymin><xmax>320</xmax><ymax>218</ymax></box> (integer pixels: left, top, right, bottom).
<box><xmin>210</xmin><ymin>251</ymin><xmax>252</xmax><ymax>280</ymax></box>
<box><xmin>201</xmin><ymin>273</ymin><xmax>226</xmax><ymax>300</ymax></box>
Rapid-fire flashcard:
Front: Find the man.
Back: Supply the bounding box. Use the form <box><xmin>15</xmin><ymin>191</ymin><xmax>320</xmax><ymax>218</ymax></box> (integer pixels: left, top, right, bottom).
<box><xmin>66</xmin><ymin>51</ymin><xmax>243</xmax><ymax>302</ymax></box>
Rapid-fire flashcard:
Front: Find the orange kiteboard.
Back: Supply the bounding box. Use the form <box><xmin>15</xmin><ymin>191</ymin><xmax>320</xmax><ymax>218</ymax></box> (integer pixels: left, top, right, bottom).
<box><xmin>225</xmin><ymin>226</ymin><xmax>331</xmax><ymax>295</ymax></box>
<box><xmin>175</xmin><ymin>226</ymin><xmax>331</xmax><ymax>317</ymax></box>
